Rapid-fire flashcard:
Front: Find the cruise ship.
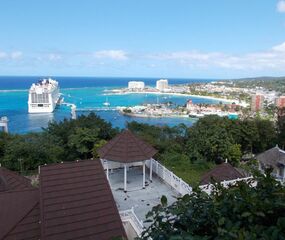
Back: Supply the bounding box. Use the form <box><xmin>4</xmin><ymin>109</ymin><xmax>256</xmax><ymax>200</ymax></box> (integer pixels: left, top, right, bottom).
<box><xmin>28</xmin><ymin>78</ymin><xmax>60</xmax><ymax>113</ymax></box>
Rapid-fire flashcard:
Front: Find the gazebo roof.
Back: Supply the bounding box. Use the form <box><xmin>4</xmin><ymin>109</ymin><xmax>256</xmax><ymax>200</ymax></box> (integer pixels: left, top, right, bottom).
<box><xmin>98</xmin><ymin>130</ymin><xmax>158</xmax><ymax>163</ymax></box>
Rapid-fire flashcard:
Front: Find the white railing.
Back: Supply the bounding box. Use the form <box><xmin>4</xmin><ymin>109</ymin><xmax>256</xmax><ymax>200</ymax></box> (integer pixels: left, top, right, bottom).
<box><xmin>199</xmin><ymin>177</ymin><xmax>254</xmax><ymax>194</ymax></box>
<box><xmin>146</xmin><ymin>159</ymin><xmax>193</xmax><ymax>195</ymax></box>
<box><xmin>119</xmin><ymin>207</ymin><xmax>144</xmax><ymax>236</ymax></box>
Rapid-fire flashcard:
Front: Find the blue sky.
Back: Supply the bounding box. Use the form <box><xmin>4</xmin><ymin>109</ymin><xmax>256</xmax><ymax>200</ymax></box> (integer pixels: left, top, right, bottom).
<box><xmin>1</xmin><ymin>0</ymin><xmax>285</xmax><ymax>78</ymax></box>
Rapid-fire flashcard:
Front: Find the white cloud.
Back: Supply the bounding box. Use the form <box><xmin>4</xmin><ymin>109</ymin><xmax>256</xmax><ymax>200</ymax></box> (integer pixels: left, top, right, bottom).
<box><xmin>47</xmin><ymin>53</ymin><xmax>62</xmax><ymax>61</ymax></box>
<box><xmin>10</xmin><ymin>51</ymin><xmax>23</xmax><ymax>60</ymax></box>
<box><xmin>93</xmin><ymin>50</ymin><xmax>128</xmax><ymax>60</ymax></box>
<box><xmin>0</xmin><ymin>52</ymin><xmax>8</xmax><ymax>59</ymax></box>
<box><xmin>0</xmin><ymin>51</ymin><xmax>23</xmax><ymax>60</ymax></box>
<box><xmin>277</xmin><ymin>0</ymin><xmax>285</xmax><ymax>12</ymax></box>
<box><xmin>148</xmin><ymin>41</ymin><xmax>285</xmax><ymax>71</ymax></box>
<box><xmin>272</xmin><ymin>42</ymin><xmax>285</xmax><ymax>51</ymax></box>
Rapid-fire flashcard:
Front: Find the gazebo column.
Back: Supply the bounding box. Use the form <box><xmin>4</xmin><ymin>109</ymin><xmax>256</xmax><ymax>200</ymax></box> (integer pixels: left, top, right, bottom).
<box><xmin>142</xmin><ymin>161</ymin><xmax>146</xmax><ymax>189</ymax></box>
<box><xmin>149</xmin><ymin>159</ymin><xmax>153</xmax><ymax>182</ymax></box>
<box><xmin>124</xmin><ymin>164</ymin><xmax>127</xmax><ymax>192</ymax></box>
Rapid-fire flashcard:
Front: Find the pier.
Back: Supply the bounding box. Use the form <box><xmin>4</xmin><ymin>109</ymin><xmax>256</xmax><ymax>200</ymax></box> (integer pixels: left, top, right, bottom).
<box><xmin>0</xmin><ymin>117</ymin><xmax>9</xmax><ymax>133</ymax></box>
<box><xmin>61</xmin><ymin>102</ymin><xmax>77</xmax><ymax>119</ymax></box>
<box><xmin>60</xmin><ymin>102</ymin><xmax>121</xmax><ymax>120</ymax></box>
<box><xmin>76</xmin><ymin>107</ymin><xmax>119</xmax><ymax>112</ymax></box>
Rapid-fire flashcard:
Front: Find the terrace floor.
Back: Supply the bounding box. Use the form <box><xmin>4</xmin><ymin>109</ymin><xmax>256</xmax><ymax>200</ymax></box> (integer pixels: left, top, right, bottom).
<box><xmin>108</xmin><ymin>166</ymin><xmax>180</xmax><ymax>222</ymax></box>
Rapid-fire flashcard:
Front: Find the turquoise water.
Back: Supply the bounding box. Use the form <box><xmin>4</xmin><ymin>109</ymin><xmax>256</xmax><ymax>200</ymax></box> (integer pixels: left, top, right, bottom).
<box><xmin>0</xmin><ymin>76</ymin><xmax>220</xmax><ymax>133</ymax></box>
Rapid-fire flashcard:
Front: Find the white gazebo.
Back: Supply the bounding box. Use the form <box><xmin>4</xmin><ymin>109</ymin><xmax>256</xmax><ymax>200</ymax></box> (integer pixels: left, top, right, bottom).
<box><xmin>98</xmin><ymin>130</ymin><xmax>158</xmax><ymax>192</ymax></box>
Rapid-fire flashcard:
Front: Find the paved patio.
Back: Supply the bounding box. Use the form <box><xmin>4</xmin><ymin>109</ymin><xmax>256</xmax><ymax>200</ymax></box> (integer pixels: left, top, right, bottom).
<box><xmin>108</xmin><ymin>166</ymin><xmax>180</xmax><ymax>222</ymax></box>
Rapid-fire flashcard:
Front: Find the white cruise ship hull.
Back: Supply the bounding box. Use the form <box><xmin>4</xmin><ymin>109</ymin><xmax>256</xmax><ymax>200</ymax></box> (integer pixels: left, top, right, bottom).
<box><xmin>28</xmin><ymin>78</ymin><xmax>60</xmax><ymax>114</ymax></box>
<box><xmin>28</xmin><ymin>101</ymin><xmax>58</xmax><ymax>113</ymax></box>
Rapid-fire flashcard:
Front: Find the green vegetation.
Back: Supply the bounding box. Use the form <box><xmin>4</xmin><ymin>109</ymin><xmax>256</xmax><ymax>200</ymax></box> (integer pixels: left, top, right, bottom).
<box><xmin>127</xmin><ymin>115</ymin><xmax>281</xmax><ymax>184</ymax></box>
<box><xmin>234</xmin><ymin>77</ymin><xmax>285</xmax><ymax>93</ymax></box>
<box><xmin>141</xmin><ymin>170</ymin><xmax>285</xmax><ymax>240</ymax></box>
<box><xmin>188</xmin><ymin>86</ymin><xmax>250</xmax><ymax>102</ymax></box>
<box><xmin>123</xmin><ymin>108</ymin><xmax>132</xmax><ymax>113</ymax></box>
<box><xmin>0</xmin><ymin>113</ymin><xmax>118</xmax><ymax>173</ymax></box>
<box><xmin>0</xmin><ymin>113</ymin><xmax>284</xmax><ymax>185</ymax></box>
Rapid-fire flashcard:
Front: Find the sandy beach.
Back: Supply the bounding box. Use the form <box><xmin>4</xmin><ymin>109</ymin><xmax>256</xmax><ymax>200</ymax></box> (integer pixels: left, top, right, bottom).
<box><xmin>104</xmin><ymin>89</ymin><xmax>248</xmax><ymax>106</ymax></box>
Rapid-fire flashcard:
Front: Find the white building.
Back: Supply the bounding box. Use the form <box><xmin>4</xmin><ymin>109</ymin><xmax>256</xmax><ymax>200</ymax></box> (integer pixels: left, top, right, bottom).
<box><xmin>0</xmin><ymin>116</ymin><xmax>8</xmax><ymax>133</ymax></box>
<box><xmin>128</xmin><ymin>81</ymin><xmax>145</xmax><ymax>90</ymax></box>
<box><xmin>156</xmin><ymin>79</ymin><xmax>169</xmax><ymax>92</ymax></box>
<box><xmin>186</xmin><ymin>99</ymin><xmax>195</xmax><ymax>111</ymax></box>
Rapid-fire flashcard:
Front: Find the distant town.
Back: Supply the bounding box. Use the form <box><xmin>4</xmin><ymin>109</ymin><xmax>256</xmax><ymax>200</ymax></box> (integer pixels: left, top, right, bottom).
<box><xmin>106</xmin><ymin>78</ymin><xmax>285</xmax><ymax>121</ymax></box>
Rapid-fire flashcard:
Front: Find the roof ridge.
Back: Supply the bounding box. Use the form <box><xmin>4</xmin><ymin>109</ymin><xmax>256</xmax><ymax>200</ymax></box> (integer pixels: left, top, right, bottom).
<box><xmin>3</xmin><ymin>199</ymin><xmax>39</xmax><ymax>239</ymax></box>
<box><xmin>128</xmin><ymin>131</ymin><xmax>153</xmax><ymax>160</ymax></box>
<box><xmin>99</xmin><ymin>132</ymin><xmax>123</xmax><ymax>159</ymax></box>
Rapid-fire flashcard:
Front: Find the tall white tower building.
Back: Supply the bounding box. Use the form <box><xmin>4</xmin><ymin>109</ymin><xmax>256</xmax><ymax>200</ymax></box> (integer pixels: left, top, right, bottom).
<box><xmin>156</xmin><ymin>79</ymin><xmax>168</xmax><ymax>92</ymax></box>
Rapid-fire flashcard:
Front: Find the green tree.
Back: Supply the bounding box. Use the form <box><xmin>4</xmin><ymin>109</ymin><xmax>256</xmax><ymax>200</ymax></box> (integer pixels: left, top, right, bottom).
<box><xmin>68</xmin><ymin>127</ymin><xmax>99</xmax><ymax>159</ymax></box>
<box><xmin>141</xmin><ymin>171</ymin><xmax>285</xmax><ymax>240</ymax></box>
<box><xmin>92</xmin><ymin>139</ymin><xmax>107</xmax><ymax>158</ymax></box>
<box><xmin>1</xmin><ymin>133</ymin><xmax>63</xmax><ymax>172</ymax></box>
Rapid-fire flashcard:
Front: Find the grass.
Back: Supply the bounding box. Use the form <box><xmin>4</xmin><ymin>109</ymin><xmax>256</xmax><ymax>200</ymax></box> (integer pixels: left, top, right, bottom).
<box><xmin>162</xmin><ymin>161</ymin><xmax>215</xmax><ymax>187</ymax></box>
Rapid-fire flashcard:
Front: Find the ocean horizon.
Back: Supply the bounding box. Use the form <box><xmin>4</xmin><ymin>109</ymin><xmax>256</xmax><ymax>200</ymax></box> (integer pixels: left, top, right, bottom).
<box><xmin>0</xmin><ymin>76</ymin><xmax>219</xmax><ymax>134</ymax></box>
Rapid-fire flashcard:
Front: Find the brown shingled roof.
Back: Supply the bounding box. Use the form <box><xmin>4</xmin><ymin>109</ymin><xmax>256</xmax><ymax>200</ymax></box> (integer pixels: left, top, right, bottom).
<box><xmin>0</xmin><ymin>160</ymin><xmax>126</xmax><ymax>240</ymax></box>
<box><xmin>0</xmin><ymin>189</ymin><xmax>40</xmax><ymax>240</ymax></box>
<box><xmin>39</xmin><ymin>160</ymin><xmax>126</xmax><ymax>240</ymax></box>
<box><xmin>200</xmin><ymin>163</ymin><xmax>245</xmax><ymax>185</ymax></box>
<box><xmin>0</xmin><ymin>167</ymin><xmax>33</xmax><ymax>192</ymax></box>
<box><xmin>98</xmin><ymin>129</ymin><xmax>158</xmax><ymax>162</ymax></box>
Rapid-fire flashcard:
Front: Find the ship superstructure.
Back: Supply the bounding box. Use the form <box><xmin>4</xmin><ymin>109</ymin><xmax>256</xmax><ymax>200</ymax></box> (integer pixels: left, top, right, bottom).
<box><xmin>28</xmin><ymin>78</ymin><xmax>60</xmax><ymax>113</ymax></box>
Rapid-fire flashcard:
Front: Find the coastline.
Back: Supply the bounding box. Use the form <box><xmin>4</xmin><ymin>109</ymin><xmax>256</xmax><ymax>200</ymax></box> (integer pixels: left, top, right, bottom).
<box><xmin>120</xmin><ymin>110</ymin><xmax>195</xmax><ymax>119</ymax></box>
<box><xmin>104</xmin><ymin>89</ymin><xmax>243</xmax><ymax>105</ymax></box>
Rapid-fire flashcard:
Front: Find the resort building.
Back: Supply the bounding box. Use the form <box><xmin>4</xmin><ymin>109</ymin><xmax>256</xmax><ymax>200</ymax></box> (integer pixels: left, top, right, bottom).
<box><xmin>275</xmin><ymin>96</ymin><xmax>285</xmax><ymax>108</ymax></box>
<box><xmin>128</xmin><ymin>81</ymin><xmax>145</xmax><ymax>90</ymax></box>
<box><xmin>256</xmin><ymin>145</ymin><xmax>285</xmax><ymax>182</ymax></box>
<box><xmin>251</xmin><ymin>94</ymin><xmax>264</xmax><ymax>112</ymax></box>
<box><xmin>156</xmin><ymin>79</ymin><xmax>169</xmax><ymax>92</ymax></box>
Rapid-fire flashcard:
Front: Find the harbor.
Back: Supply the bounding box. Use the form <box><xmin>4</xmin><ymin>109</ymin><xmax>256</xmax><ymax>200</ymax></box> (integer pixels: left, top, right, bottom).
<box><xmin>0</xmin><ymin>77</ymin><xmax>245</xmax><ymax>133</ymax></box>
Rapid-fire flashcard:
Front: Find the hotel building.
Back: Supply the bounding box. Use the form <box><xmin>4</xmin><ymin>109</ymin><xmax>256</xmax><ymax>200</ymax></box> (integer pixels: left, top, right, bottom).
<box><xmin>156</xmin><ymin>79</ymin><xmax>169</xmax><ymax>92</ymax></box>
<box><xmin>251</xmin><ymin>94</ymin><xmax>264</xmax><ymax>112</ymax></box>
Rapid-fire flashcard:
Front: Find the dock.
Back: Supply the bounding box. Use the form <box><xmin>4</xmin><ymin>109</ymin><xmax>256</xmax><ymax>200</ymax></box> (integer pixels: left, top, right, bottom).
<box><xmin>76</xmin><ymin>107</ymin><xmax>119</xmax><ymax>112</ymax></box>
<box><xmin>60</xmin><ymin>102</ymin><xmax>121</xmax><ymax>120</ymax></box>
<box><xmin>61</xmin><ymin>102</ymin><xmax>77</xmax><ymax>119</ymax></box>
<box><xmin>0</xmin><ymin>117</ymin><xmax>9</xmax><ymax>133</ymax></box>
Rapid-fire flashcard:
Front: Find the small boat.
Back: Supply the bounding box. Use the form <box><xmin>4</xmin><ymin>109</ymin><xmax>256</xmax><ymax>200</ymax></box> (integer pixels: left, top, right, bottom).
<box><xmin>103</xmin><ymin>97</ymin><xmax>110</xmax><ymax>106</ymax></box>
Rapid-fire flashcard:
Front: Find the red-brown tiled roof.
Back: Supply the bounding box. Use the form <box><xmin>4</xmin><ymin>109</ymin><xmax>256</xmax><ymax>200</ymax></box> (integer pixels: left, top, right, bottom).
<box><xmin>200</xmin><ymin>163</ymin><xmax>245</xmax><ymax>185</ymax></box>
<box><xmin>39</xmin><ymin>160</ymin><xmax>126</xmax><ymax>240</ymax></box>
<box><xmin>0</xmin><ymin>167</ymin><xmax>33</xmax><ymax>192</ymax></box>
<box><xmin>98</xmin><ymin>129</ymin><xmax>158</xmax><ymax>162</ymax></box>
<box><xmin>0</xmin><ymin>189</ymin><xmax>40</xmax><ymax>240</ymax></box>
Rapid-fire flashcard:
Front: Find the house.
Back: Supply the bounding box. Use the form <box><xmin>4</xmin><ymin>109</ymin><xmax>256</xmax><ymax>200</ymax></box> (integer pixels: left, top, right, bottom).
<box><xmin>256</xmin><ymin>145</ymin><xmax>285</xmax><ymax>182</ymax></box>
<box><xmin>0</xmin><ymin>160</ymin><xmax>126</xmax><ymax>240</ymax></box>
<box><xmin>200</xmin><ymin>162</ymin><xmax>245</xmax><ymax>185</ymax></box>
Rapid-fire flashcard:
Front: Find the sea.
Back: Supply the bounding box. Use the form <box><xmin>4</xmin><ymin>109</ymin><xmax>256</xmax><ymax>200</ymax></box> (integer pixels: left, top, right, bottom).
<box><xmin>0</xmin><ymin>76</ymin><xmax>219</xmax><ymax>134</ymax></box>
